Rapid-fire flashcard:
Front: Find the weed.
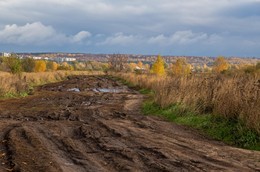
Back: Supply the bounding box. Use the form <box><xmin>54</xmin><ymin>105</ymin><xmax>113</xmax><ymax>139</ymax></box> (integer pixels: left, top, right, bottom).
<box><xmin>0</xmin><ymin>71</ymin><xmax>102</xmax><ymax>98</ymax></box>
<box><xmin>115</xmin><ymin>72</ymin><xmax>260</xmax><ymax>135</ymax></box>
<box><xmin>142</xmin><ymin>101</ymin><xmax>260</xmax><ymax>150</ymax></box>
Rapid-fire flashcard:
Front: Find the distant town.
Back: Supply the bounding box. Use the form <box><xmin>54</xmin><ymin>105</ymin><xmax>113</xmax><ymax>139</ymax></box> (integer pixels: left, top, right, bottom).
<box><xmin>1</xmin><ymin>52</ymin><xmax>259</xmax><ymax>68</ymax></box>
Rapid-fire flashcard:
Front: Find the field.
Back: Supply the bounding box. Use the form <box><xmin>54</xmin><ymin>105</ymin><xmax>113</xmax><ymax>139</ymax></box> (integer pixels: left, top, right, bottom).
<box><xmin>0</xmin><ymin>75</ymin><xmax>259</xmax><ymax>171</ymax></box>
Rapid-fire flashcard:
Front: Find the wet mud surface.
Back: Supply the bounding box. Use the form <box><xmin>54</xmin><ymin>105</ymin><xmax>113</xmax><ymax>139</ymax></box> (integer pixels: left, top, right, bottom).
<box><xmin>0</xmin><ymin>75</ymin><xmax>259</xmax><ymax>172</ymax></box>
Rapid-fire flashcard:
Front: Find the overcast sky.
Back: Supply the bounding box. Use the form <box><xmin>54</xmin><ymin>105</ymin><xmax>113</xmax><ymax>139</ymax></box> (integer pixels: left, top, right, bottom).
<box><xmin>0</xmin><ymin>0</ymin><xmax>260</xmax><ymax>56</ymax></box>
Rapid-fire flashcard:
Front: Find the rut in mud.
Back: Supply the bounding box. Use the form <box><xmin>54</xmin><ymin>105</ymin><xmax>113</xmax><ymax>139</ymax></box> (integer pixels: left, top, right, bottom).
<box><xmin>0</xmin><ymin>75</ymin><xmax>259</xmax><ymax>172</ymax></box>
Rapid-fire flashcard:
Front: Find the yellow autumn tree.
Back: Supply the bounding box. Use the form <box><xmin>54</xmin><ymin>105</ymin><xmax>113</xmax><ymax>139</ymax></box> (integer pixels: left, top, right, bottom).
<box><xmin>151</xmin><ymin>55</ymin><xmax>165</xmax><ymax>75</ymax></box>
<box><xmin>171</xmin><ymin>58</ymin><xmax>191</xmax><ymax>76</ymax></box>
<box><xmin>47</xmin><ymin>61</ymin><xmax>58</xmax><ymax>71</ymax></box>
<box><xmin>57</xmin><ymin>62</ymin><xmax>73</xmax><ymax>70</ymax></box>
<box><xmin>34</xmin><ymin>60</ymin><xmax>46</xmax><ymax>72</ymax></box>
<box><xmin>51</xmin><ymin>62</ymin><xmax>58</xmax><ymax>71</ymax></box>
<box><xmin>213</xmin><ymin>56</ymin><xmax>229</xmax><ymax>73</ymax></box>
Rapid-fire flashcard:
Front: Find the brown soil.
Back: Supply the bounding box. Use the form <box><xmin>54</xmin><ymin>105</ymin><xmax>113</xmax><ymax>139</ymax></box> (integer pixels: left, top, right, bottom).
<box><xmin>0</xmin><ymin>75</ymin><xmax>259</xmax><ymax>172</ymax></box>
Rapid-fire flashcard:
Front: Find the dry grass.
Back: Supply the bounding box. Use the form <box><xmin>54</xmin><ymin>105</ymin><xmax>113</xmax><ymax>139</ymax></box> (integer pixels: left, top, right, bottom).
<box><xmin>115</xmin><ymin>73</ymin><xmax>260</xmax><ymax>133</ymax></box>
<box><xmin>0</xmin><ymin>71</ymin><xmax>103</xmax><ymax>97</ymax></box>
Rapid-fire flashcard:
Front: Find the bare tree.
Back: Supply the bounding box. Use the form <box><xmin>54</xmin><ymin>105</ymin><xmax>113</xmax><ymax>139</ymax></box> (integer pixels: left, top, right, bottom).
<box><xmin>108</xmin><ymin>54</ymin><xmax>128</xmax><ymax>72</ymax></box>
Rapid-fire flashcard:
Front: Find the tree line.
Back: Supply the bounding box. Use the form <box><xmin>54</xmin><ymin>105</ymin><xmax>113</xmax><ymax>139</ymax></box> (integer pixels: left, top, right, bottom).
<box><xmin>1</xmin><ymin>54</ymin><xmax>259</xmax><ymax>76</ymax></box>
<box><xmin>0</xmin><ymin>55</ymin><xmax>109</xmax><ymax>75</ymax></box>
<box><xmin>108</xmin><ymin>54</ymin><xmax>260</xmax><ymax>76</ymax></box>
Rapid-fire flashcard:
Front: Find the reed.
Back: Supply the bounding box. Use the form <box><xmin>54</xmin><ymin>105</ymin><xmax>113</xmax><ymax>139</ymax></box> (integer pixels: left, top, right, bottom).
<box><xmin>115</xmin><ymin>73</ymin><xmax>260</xmax><ymax>133</ymax></box>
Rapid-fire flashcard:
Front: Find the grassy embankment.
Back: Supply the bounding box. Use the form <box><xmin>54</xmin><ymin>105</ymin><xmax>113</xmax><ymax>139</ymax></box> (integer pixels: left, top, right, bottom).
<box><xmin>114</xmin><ymin>73</ymin><xmax>260</xmax><ymax>150</ymax></box>
<box><xmin>0</xmin><ymin>71</ymin><xmax>103</xmax><ymax>98</ymax></box>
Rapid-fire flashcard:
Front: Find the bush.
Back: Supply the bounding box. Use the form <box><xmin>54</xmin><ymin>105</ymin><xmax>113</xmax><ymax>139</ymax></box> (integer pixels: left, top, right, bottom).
<box><xmin>3</xmin><ymin>55</ymin><xmax>23</xmax><ymax>75</ymax></box>
<box><xmin>47</xmin><ymin>61</ymin><xmax>58</xmax><ymax>71</ymax></box>
<box><xmin>57</xmin><ymin>62</ymin><xmax>73</xmax><ymax>71</ymax></box>
<box><xmin>22</xmin><ymin>58</ymin><xmax>36</xmax><ymax>72</ymax></box>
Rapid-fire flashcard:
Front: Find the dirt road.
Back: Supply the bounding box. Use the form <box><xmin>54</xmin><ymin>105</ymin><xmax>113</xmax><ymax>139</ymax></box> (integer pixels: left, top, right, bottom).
<box><xmin>0</xmin><ymin>75</ymin><xmax>259</xmax><ymax>172</ymax></box>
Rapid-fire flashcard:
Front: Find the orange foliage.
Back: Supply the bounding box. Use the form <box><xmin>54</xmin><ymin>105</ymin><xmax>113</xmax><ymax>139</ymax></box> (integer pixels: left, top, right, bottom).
<box><xmin>151</xmin><ymin>55</ymin><xmax>165</xmax><ymax>76</ymax></box>
<box><xmin>34</xmin><ymin>60</ymin><xmax>46</xmax><ymax>72</ymax></box>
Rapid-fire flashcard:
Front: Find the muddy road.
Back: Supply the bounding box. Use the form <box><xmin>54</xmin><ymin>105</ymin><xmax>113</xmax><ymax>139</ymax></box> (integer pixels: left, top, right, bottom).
<box><xmin>0</xmin><ymin>75</ymin><xmax>259</xmax><ymax>172</ymax></box>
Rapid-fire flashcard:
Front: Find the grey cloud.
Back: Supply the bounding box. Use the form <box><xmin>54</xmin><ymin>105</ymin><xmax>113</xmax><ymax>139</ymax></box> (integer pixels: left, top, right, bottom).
<box><xmin>148</xmin><ymin>31</ymin><xmax>222</xmax><ymax>45</ymax></box>
<box><xmin>97</xmin><ymin>33</ymin><xmax>141</xmax><ymax>46</ymax></box>
<box><xmin>221</xmin><ymin>1</ymin><xmax>260</xmax><ymax>18</ymax></box>
<box><xmin>72</xmin><ymin>31</ymin><xmax>92</xmax><ymax>43</ymax></box>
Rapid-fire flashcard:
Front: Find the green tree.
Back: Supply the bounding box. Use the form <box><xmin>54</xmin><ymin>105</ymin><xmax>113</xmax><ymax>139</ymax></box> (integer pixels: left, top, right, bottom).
<box><xmin>22</xmin><ymin>58</ymin><xmax>35</xmax><ymax>72</ymax></box>
<box><xmin>0</xmin><ymin>56</ymin><xmax>4</xmax><ymax>71</ymax></box>
<box><xmin>0</xmin><ymin>56</ymin><xmax>3</xmax><ymax>63</ymax></box>
<box><xmin>3</xmin><ymin>55</ymin><xmax>23</xmax><ymax>74</ymax></box>
<box><xmin>151</xmin><ymin>55</ymin><xmax>166</xmax><ymax>75</ymax></box>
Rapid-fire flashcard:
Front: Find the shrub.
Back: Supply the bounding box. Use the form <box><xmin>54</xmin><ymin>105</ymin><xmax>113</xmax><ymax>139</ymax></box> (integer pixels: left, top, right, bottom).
<box><xmin>3</xmin><ymin>55</ymin><xmax>23</xmax><ymax>74</ymax></box>
<box><xmin>22</xmin><ymin>58</ymin><xmax>36</xmax><ymax>72</ymax></box>
<box><xmin>47</xmin><ymin>61</ymin><xmax>58</xmax><ymax>71</ymax></box>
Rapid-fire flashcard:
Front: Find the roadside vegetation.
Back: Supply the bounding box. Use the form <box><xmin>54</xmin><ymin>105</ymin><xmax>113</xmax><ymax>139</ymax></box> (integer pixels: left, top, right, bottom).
<box><xmin>0</xmin><ymin>71</ymin><xmax>101</xmax><ymax>98</ymax></box>
<box><xmin>112</xmin><ymin>55</ymin><xmax>260</xmax><ymax>150</ymax></box>
<box><xmin>0</xmin><ymin>55</ymin><xmax>106</xmax><ymax>98</ymax></box>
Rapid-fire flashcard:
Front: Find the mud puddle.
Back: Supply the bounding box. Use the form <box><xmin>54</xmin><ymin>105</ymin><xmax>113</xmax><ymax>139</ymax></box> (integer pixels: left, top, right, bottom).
<box><xmin>93</xmin><ymin>88</ymin><xmax>127</xmax><ymax>93</ymax></box>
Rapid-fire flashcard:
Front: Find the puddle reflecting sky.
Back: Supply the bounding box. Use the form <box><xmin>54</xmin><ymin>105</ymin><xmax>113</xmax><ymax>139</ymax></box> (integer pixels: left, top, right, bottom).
<box><xmin>93</xmin><ymin>88</ymin><xmax>126</xmax><ymax>93</ymax></box>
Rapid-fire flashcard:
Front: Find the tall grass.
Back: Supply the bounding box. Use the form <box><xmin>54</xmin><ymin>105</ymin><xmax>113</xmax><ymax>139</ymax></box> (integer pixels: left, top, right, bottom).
<box><xmin>0</xmin><ymin>71</ymin><xmax>102</xmax><ymax>98</ymax></box>
<box><xmin>115</xmin><ymin>73</ymin><xmax>260</xmax><ymax>134</ymax></box>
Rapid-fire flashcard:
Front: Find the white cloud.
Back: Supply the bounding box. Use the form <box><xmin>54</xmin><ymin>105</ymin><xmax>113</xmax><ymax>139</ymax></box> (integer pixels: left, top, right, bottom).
<box><xmin>0</xmin><ymin>22</ymin><xmax>91</xmax><ymax>45</ymax></box>
<box><xmin>71</xmin><ymin>31</ymin><xmax>91</xmax><ymax>43</ymax></box>
<box><xmin>0</xmin><ymin>22</ymin><xmax>55</xmax><ymax>44</ymax></box>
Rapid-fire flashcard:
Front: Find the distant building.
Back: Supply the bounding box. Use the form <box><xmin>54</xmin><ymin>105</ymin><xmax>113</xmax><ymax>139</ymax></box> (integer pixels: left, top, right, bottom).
<box><xmin>32</xmin><ymin>56</ymin><xmax>42</xmax><ymax>60</ymax></box>
<box><xmin>54</xmin><ymin>57</ymin><xmax>76</xmax><ymax>62</ymax></box>
<box><xmin>2</xmin><ymin>52</ymin><xmax>11</xmax><ymax>57</ymax></box>
<box><xmin>64</xmin><ymin>58</ymin><xmax>76</xmax><ymax>62</ymax></box>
